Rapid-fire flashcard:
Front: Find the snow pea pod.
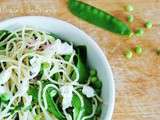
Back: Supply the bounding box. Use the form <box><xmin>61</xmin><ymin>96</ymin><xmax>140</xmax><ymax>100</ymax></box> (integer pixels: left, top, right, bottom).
<box><xmin>46</xmin><ymin>90</ymin><xmax>66</xmax><ymax>120</ymax></box>
<box><xmin>68</xmin><ymin>0</ymin><xmax>132</xmax><ymax>36</ymax></box>
<box><xmin>27</xmin><ymin>85</ymin><xmax>39</xmax><ymax>103</ymax></box>
<box><xmin>72</xmin><ymin>93</ymin><xmax>93</xmax><ymax>120</ymax></box>
<box><xmin>28</xmin><ymin>82</ymin><xmax>65</xmax><ymax>120</ymax></box>
<box><xmin>74</xmin><ymin>46</ymin><xmax>89</xmax><ymax>83</ymax></box>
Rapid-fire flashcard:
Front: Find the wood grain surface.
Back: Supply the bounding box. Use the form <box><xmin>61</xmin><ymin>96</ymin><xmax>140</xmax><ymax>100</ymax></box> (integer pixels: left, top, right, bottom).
<box><xmin>0</xmin><ymin>0</ymin><xmax>160</xmax><ymax>120</ymax></box>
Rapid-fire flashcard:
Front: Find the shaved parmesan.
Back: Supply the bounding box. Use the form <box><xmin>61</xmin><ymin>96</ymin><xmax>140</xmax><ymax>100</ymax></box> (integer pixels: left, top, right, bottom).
<box><xmin>44</xmin><ymin>39</ymin><xmax>73</xmax><ymax>57</ymax></box>
<box><xmin>82</xmin><ymin>85</ymin><xmax>95</xmax><ymax>98</ymax></box>
<box><xmin>60</xmin><ymin>85</ymin><xmax>73</xmax><ymax>109</ymax></box>
<box><xmin>0</xmin><ymin>68</ymin><xmax>12</xmax><ymax>85</ymax></box>
<box><xmin>0</xmin><ymin>86</ymin><xmax>7</xmax><ymax>94</ymax></box>
<box><xmin>29</xmin><ymin>56</ymin><xmax>41</xmax><ymax>78</ymax></box>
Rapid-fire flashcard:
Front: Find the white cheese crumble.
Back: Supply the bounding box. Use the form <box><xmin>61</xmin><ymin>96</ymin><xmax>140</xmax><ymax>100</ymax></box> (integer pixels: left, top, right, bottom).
<box><xmin>44</xmin><ymin>39</ymin><xmax>73</xmax><ymax>57</ymax></box>
<box><xmin>0</xmin><ymin>68</ymin><xmax>12</xmax><ymax>85</ymax></box>
<box><xmin>29</xmin><ymin>56</ymin><xmax>41</xmax><ymax>78</ymax></box>
<box><xmin>82</xmin><ymin>85</ymin><xmax>95</xmax><ymax>98</ymax></box>
<box><xmin>60</xmin><ymin>85</ymin><xmax>74</xmax><ymax>110</ymax></box>
<box><xmin>0</xmin><ymin>86</ymin><xmax>7</xmax><ymax>94</ymax></box>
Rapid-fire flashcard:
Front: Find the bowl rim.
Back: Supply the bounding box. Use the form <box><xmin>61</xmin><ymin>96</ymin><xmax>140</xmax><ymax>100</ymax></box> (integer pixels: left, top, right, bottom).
<box><xmin>0</xmin><ymin>16</ymin><xmax>115</xmax><ymax>120</ymax></box>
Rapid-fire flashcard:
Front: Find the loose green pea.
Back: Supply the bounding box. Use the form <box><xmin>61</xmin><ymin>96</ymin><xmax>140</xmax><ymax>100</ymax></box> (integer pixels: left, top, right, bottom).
<box><xmin>135</xmin><ymin>28</ymin><xmax>144</xmax><ymax>36</ymax></box>
<box><xmin>127</xmin><ymin>15</ymin><xmax>134</xmax><ymax>23</ymax></box>
<box><xmin>124</xmin><ymin>50</ymin><xmax>133</xmax><ymax>59</ymax></box>
<box><xmin>145</xmin><ymin>21</ymin><xmax>152</xmax><ymax>29</ymax></box>
<box><xmin>125</xmin><ymin>4</ymin><xmax>134</xmax><ymax>12</ymax></box>
<box><xmin>135</xmin><ymin>45</ymin><xmax>142</xmax><ymax>55</ymax></box>
<box><xmin>90</xmin><ymin>69</ymin><xmax>97</xmax><ymax>76</ymax></box>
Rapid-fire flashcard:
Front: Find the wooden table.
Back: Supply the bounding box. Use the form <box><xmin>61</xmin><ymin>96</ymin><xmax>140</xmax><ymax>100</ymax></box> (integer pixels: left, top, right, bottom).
<box><xmin>0</xmin><ymin>0</ymin><xmax>160</xmax><ymax>120</ymax></box>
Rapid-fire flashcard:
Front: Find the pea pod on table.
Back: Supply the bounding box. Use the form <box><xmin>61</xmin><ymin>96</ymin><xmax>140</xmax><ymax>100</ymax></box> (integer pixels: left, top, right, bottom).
<box><xmin>68</xmin><ymin>0</ymin><xmax>132</xmax><ymax>36</ymax></box>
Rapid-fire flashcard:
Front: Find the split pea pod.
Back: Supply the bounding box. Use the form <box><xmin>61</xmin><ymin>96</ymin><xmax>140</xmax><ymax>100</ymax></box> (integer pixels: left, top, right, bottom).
<box><xmin>68</xmin><ymin>0</ymin><xmax>132</xmax><ymax>36</ymax></box>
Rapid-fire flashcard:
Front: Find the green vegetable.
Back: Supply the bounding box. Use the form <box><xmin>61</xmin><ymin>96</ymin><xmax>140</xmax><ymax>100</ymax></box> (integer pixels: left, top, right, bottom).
<box><xmin>91</xmin><ymin>77</ymin><xmax>98</xmax><ymax>83</ymax></box>
<box><xmin>124</xmin><ymin>50</ymin><xmax>133</xmax><ymax>59</ymax></box>
<box><xmin>51</xmin><ymin>73</ymin><xmax>59</xmax><ymax>81</ymax></box>
<box><xmin>11</xmin><ymin>102</ymin><xmax>24</xmax><ymax>114</ymax></box>
<box><xmin>0</xmin><ymin>30</ymin><xmax>16</xmax><ymax>51</ymax></box>
<box><xmin>0</xmin><ymin>30</ymin><xmax>11</xmax><ymax>50</ymax></box>
<box><xmin>64</xmin><ymin>55</ymin><xmax>71</xmax><ymax>61</ymax></box>
<box><xmin>127</xmin><ymin>15</ymin><xmax>134</xmax><ymax>23</ymax></box>
<box><xmin>94</xmin><ymin>80</ymin><xmax>102</xmax><ymax>89</ymax></box>
<box><xmin>90</xmin><ymin>69</ymin><xmax>97</xmax><ymax>77</ymax></box>
<box><xmin>27</xmin><ymin>85</ymin><xmax>39</xmax><ymax>103</ymax></box>
<box><xmin>145</xmin><ymin>21</ymin><xmax>152</xmax><ymax>29</ymax></box>
<box><xmin>34</xmin><ymin>115</ymin><xmax>42</xmax><ymax>120</ymax></box>
<box><xmin>95</xmin><ymin>103</ymin><xmax>102</xmax><ymax>116</ymax></box>
<box><xmin>135</xmin><ymin>28</ymin><xmax>144</xmax><ymax>36</ymax></box>
<box><xmin>72</xmin><ymin>93</ymin><xmax>93</xmax><ymax>120</ymax></box>
<box><xmin>0</xmin><ymin>93</ymin><xmax>10</xmax><ymax>102</ymax></box>
<box><xmin>135</xmin><ymin>45</ymin><xmax>142</xmax><ymax>55</ymax></box>
<box><xmin>68</xmin><ymin>0</ymin><xmax>132</xmax><ymax>36</ymax></box>
<box><xmin>125</xmin><ymin>4</ymin><xmax>134</xmax><ymax>12</ymax></box>
<box><xmin>95</xmin><ymin>89</ymin><xmax>101</xmax><ymax>96</ymax></box>
<box><xmin>23</xmin><ymin>105</ymin><xmax>32</xmax><ymax>111</ymax></box>
<box><xmin>38</xmin><ymin>63</ymin><xmax>50</xmax><ymax>79</ymax></box>
<box><xmin>46</xmin><ymin>90</ymin><xmax>65</xmax><ymax>120</ymax></box>
<box><xmin>74</xmin><ymin>46</ymin><xmax>89</xmax><ymax>83</ymax></box>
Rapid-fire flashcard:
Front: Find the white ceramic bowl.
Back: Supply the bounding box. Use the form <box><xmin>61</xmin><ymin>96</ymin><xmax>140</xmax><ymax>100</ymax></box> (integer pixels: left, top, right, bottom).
<box><xmin>0</xmin><ymin>16</ymin><xmax>115</xmax><ymax>120</ymax></box>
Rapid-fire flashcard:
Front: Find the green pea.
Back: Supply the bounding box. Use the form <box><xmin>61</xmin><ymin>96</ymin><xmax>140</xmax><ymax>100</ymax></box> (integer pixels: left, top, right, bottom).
<box><xmin>95</xmin><ymin>80</ymin><xmax>102</xmax><ymax>89</ymax></box>
<box><xmin>135</xmin><ymin>45</ymin><xmax>142</xmax><ymax>55</ymax></box>
<box><xmin>64</xmin><ymin>55</ymin><xmax>71</xmax><ymax>61</ymax></box>
<box><xmin>124</xmin><ymin>50</ymin><xmax>133</xmax><ymax>59</ymax></box>
<box><xmin>80</xmin><ymin>3</ymin><xmax>85</xmax><ymax>9</ymax></box>
<box><xmin>95</xmin><ymin>89</ymin><xmax>101</xmax><ymax>96</ymax></box>
<box><xmin>91</xmin><ymin>76</ymin><xmax>98</xmax><ymax>83</ymax></box>
<box><xmin>125</xmin><ymin>4</ymin><xmax>134</xmax><ymax>12</ymax></box>
<box><xmin>127</xmin><ymin>15</ymin><xmax>134</xmax><ymax>23</ymax></box>
<box><xmin>90</xmin><ymin>69</ymin><xmax>97</xmax><ymax>76</ymax></box>
<box><xmin>135</xmin><ymin>28</ymin><xmax>144</xmax><ymax>36</ymax></box>
<box><xmin>95</xmin><ymin>104</ymin><xmax>102</xmax><ymax>116</ymax></box>
<box><xmin>93</xmin><ymin>8</ymin><xmax>98</xmax><ymax>14</ymax></box>
<box><xmin>24</xmin><ymin>105</ymin><xmax>32</xmax><ymax>111</ymax></box>
<box><xmin>145</xmin><ymin>21</ymin><xmax>152</xmax><ymax>29</ymax></box>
